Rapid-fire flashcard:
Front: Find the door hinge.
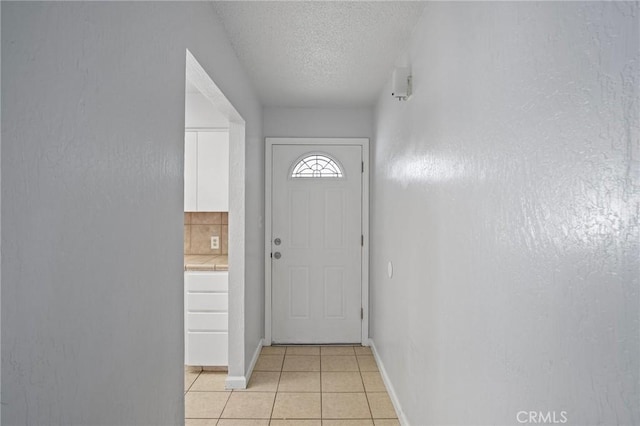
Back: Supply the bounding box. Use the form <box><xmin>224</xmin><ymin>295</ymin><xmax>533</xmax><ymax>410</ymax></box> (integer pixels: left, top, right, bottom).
<box><xmin>362</xmin><ymin>161</ymin><xmax>364</xmax><ymax>173</ymax></box>
<box><xmin>361</xmin><ymin>235</ymin><xmax>364</xmax><ymax>246</ymax></box>
<box><xmin>361</xmin><ymin>308</ymin><xmax>364</xmax><ymax>320</ymax></box>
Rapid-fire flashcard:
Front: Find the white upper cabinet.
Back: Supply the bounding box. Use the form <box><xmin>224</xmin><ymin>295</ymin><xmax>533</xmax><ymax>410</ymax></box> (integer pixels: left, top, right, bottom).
<box><xmin>197</xmin><ymin>131</ymin><xmax>229</xmax><ymax>211</ymax></box>
<box><xmin>184</xmin><ymin>132</ymin><xmax>198</xmax><ymax>211</ymax></box>
<box><xmin>184</xmin><ymin>130</ymin><xmax>229</xmax><ymax>212</ymax></box>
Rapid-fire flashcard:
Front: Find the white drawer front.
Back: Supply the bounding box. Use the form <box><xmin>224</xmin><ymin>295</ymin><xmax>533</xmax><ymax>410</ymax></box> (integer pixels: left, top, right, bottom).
<box><xmin>186</xmin><ymin>272</ymin><xmax>228</xmax><ymax>292</ymax></box>
<box><xmin>186</xmin><ymin>332</ymin><xmax>228</xmax><ymax>366</ymax></box>
<box><xmin>187</xmin><ymin>293</ymin><xmax>228</xmax><ymax>312</ymax></box>
<box><xmin>187</xmin><ymin>312</ymin><xmax>228</xmax><ymax>332</ymax></box>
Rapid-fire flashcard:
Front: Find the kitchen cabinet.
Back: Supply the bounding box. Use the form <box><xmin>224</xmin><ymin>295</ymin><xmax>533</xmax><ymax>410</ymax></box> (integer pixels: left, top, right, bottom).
<box><xmin>184</xmin><ymin>271</ymin><xmax>228</xmax><ymax>366</ymax></box>
<box><xmin>184</xmin><ymin>132</ymin><xmax>198</xmax><ymax>211</ymax></box>
<box><xmin>184</xmin><ymin>130</ymin><xmax>229</xmax><ymax>212</ymax></box>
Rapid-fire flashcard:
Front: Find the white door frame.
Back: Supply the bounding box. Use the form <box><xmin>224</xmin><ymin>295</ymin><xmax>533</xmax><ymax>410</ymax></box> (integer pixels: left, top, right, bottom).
<box><xmin>264</xmin><ymin>137</ymin><xmax>370</xmax><ymax>345</ymax></box>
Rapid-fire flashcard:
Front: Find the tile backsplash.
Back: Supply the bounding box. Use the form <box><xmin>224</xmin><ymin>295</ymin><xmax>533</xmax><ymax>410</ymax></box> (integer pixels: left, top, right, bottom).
<box><xmin>184</xmin><ymin>212</ymin><xmax>228</xmax><ymax>255</ymax></box>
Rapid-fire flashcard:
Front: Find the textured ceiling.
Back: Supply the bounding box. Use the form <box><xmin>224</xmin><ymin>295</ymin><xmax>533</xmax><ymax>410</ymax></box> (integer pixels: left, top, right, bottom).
<box><xmin>211</xmin><ymin>1</ymin><xmax>426</xmax><ymax>108</ymax></box>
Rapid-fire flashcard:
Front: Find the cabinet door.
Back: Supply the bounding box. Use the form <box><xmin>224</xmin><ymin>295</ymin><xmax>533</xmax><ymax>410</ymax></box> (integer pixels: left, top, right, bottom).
<box><xmin>185</xmin><ymin>272</ymin><xmax>229</xmax><ymax>366</ymax></box>
<box><xmin>197</xmin><ymin>131</ymin><xmax>229</xmax><ymax>211</ymax></box>
<box><xmin>184</xmin><ymin>131</ymin><xmax>198</xmax><ymax>212</ymax></box>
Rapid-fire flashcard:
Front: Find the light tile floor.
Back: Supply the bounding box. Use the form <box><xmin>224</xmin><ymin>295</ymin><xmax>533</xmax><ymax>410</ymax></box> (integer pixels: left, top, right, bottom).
<box><xmin>185</xmin><ymin>345</ymin><xmax>399</xmax><ymax>426</ymax></box>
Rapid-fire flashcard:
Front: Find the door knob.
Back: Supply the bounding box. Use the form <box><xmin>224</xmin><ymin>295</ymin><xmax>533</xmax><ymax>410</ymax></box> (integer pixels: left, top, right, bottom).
<box><xmin>273</xmin><ymin>252</ymin><xmax>282</xmax><ymax>259</ymax></box>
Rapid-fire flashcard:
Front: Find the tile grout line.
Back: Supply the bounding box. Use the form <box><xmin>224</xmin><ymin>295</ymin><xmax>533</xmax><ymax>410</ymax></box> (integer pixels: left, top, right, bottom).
<box><xmin>185</xmin><ymin>368</ymin><xmax>202</xmax><ymax>393</ymax></box>
<box><xmin>219</xmin><ymin>377</ymin><xmax>234</xmax><ymax>423</ymax></box>
<box><xmin>359</xmin><ymin>355</ymin><xmax>376</xmax><ymax>422</ymax></box>
<box><xmin>267</xmin><ymin>354</ymin><xmax>281</xmax><ymax>422</ymax></box>
<box><xmin>320</xmin><ymin>349</ymin><xmax>323</xmax><ymax>423</ymax></box>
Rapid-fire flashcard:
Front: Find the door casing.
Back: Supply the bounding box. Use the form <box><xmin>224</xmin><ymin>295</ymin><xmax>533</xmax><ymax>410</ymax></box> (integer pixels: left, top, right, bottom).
<box><xmin>264</xmin><ymin>137</ymin><xmax>370</xmax><ymax>345</ymax></box>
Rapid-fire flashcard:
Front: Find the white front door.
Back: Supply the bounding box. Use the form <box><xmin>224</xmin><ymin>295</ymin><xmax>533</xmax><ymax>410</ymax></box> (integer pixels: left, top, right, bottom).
<box><xmin>271</xmin><ymin>143</ymin><xmax>363</xmax><ymax>343</ymax></box>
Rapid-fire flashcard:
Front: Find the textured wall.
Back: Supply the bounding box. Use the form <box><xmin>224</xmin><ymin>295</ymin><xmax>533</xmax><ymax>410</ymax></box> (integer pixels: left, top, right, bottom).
<box><xmin>264</xmin><ymin>107</ymin><xmax>374</xmax><ymax>139</ymax></box>
<box><xmin>1</xmin><ymin>2</ymin><xmax>262</xmax><ymax>424</ymax></box>
<box><xmin>372</xmin><ymin>2</ymin><xmax>639</xmax><ymax>425</ymax></box>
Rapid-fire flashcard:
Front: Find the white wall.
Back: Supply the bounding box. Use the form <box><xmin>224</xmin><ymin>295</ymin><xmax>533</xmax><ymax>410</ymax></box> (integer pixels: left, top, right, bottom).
<box><xmin>264</xmin><ymin>107</ymin><xmax>373</xmax><ymax>139</ymax></box>
<box><xmin>1</xmin><ymin>2</ymin><xmax>263</xmax><ymax>424</ymax></box>
<box><xmin>372</xmin><ymin>2</ymin><xmax>639</xmax><ymax>425</ymax></box>
<box><xmin>185</xmin><ymin>92</ymin><xmax>229</xmax><ymax>129</ymax></box>
<box><xmin>0</xmin><ymin>3</ymin><xmax>3</xmax><ymax>421</ymax></box>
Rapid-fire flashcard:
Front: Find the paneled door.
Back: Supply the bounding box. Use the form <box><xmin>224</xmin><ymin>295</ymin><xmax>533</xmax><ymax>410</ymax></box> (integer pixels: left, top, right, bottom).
<box><xmin>271</xmin><ymin>143</ymin><xmax>363</xmax><ymax>343</ymax></box>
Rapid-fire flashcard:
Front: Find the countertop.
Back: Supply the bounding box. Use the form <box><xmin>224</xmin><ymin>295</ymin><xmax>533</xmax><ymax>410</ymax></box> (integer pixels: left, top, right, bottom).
<box><xmin>184</xmin><ymin>255</ymin><xmax>228</xmax><ymax>272</ymax></box>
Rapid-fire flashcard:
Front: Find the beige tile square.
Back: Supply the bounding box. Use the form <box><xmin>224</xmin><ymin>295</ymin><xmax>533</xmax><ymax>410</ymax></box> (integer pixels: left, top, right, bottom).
<box><xmin>184</xmin><ymin>255</ymin><xmax>211</xmax><ymax>265</ymax></box>
<box><xmin>185</xmin><ymin>419</ymin><xmax>217</xmax><ymax>426</ymax></box>
<box><xmin>221</xmin><ymin>212</ymin><xmax>229</xmax><ymax>225</ymax></box>
<box><xmin>270</xmin><ymin>421</ymin><xmax>321</xmax><ymax>426</ymax></box>
<box><xmin>367</xmin><ymin>393</ymin><xmax>397</xmax><ymax>419</ymax></box>
<box><xmin>184</xmin><ymin>212</ymin><xmax>192</xmax><ymax>224</ymax></box>
<box><xmin>185</xmin><ymin>369</ymin><xmax>200</xmax><ymax>391</ymax></box>
<box><xmin>271</xmin><ymin>392</ymin><xmax>321</xmax><ymax>419</ymax></box>
<box><xmin>321</xmin><ymin>346</ymin><xmax>356</xmax><ymax>356</ymax></box>
<box><xmin>356</xmin><ymin>356</ymin><xmax>379</xmax><ymax>372</ymax></box>
<box><xmin>261</xmin><ymin>346</ymin><xmax>286</xmax><ymax>355</ymax></box>
<box><xmin>286</xmin><ymin>346</ymin><xmax>320</xmax><ymax>355</ymax></box>
<box><xmin>361</xmin><ymin>372</ymin><xmax>386</xmax><ymax>392</ymax></box>
<box><xmin>322</xmin><ymin>356</ymin><xmax>359</xmax><ymax>372</ymax></box>
<box><xmin>323</xmin><ymin>421</ymin><xmax>374</xmax><ymax>426</ymax></box>
<box><xmin>222</xmin><ymin>225</ymin><xmax>228</xmax><ymax>254</ymax></box>
<box><xmin>322</xmin><ymin>372</ymin><xmax>364</xmax><ymax>392</ymax></box>
<box><xmin>283</xmin><ymin>355</ymin><xmax>320</xmax><ymax>371</ymax></box>
<box><xmin>186</xmin><ymin>365</ymin><xmax>204</xmax><ymax>372</ymax></box>
<box><xmin>354</xmin><ymin>346</ymin><xmax>373</xmax><ymax>355</ymax></box>
<box><xmin>322</xmin><ymin>393</ymin><xmax>371</xmax><ymax>419</ymax></box>
<box><xmin>221</xmin><ymin>392</ymin><xmax>275</xmax><ymax>419</ymax></box>
<box><xmin>278</xmin><ymin>371</ymin><xmax>320</xmax><ymax>392</ymax></box>
<box><xmin>217</xmin><ymin>421</ymin><xmax>270</xmax><ymax>426</ymax></box>
<box><xmin>185</xmin><ymin>391</ymin><xmax>230</xmax><ymax>418</ymax></box>
<box><xmin>238</xmin><ymin>371</ymin><xmax>280</xmax><ymax>392</ymax></box>
<box><xmin>190</xmin><ymin>371</ymin><xmax>227</xmax><ymax>391</ymax></box>
<box><xmin>192</xmin><ymin>212</ymin><xmax>222</xmax><ymax>225</ymax></box>
<box><xmin>373</xmin><ymin>420</ymin><xmax>400</xmax><ymax>426</ymax></box>
<box><xmin>191</xmin><ymin>224</ymin><xmax>222</xmax><ymax>255</ymax></box>
<box><xmin>254</xmin><ymin>354</ymin><xmax>284</xmax><ymax>371</ymax></box>
<box><xmin>184</xmin><ymin>225</ymin><xmax>191</xmax><ymax>254</ymax></box>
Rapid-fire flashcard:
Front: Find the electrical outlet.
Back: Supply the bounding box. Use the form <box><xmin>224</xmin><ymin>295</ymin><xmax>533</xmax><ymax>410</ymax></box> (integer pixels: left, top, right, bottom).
<box><xmin>210</xmin><ymin>236</ymin><xmax>219</xmax><ymax>250</ymax></box>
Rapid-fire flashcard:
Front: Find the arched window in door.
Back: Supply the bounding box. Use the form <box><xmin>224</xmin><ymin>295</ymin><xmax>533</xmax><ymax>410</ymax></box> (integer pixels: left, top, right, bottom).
<box><xmin>291</xmin><ymin>154</ymin><xmax>344</xmax><ymax>178</ymax></box>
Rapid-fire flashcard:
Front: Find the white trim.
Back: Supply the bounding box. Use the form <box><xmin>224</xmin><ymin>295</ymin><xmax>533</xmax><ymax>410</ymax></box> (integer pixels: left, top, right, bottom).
<box><xmin>370</xmin><ymin>339</ymin><xmax>410</xmax><ymax>426</ymax></box>
<box><xmin>264</xmin><ymin>137</ymin><xmax>370</xmax><ymax>345</ymax></box>
<box><xmin>184</xmin><ymin>127</ymin><xmax>229</xmax><ymax>132</ymax></box>
<box><xmin>224</xmin><ymin>375</ymin><xmax>247</xmax><ymax>389</ymax></box>
<box><xmin>246</xmin><ymin>338</ymin><xmax>264</xmax><ymax>383</ymax></box>
<box><xmin>225</xmin><ymin>338</ymin><xmax>263</xmax><ymax>390</ymax></box>
<box><xmin>361</xmin><ymin>141</ymin><xmax>370</xmax><ymax>345</ymax></box>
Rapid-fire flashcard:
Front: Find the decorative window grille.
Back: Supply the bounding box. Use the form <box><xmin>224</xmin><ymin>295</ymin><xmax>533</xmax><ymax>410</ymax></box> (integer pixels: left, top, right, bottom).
<box><xmin>291</xmin><ymin>154</ymin><xmax>343</xmax><ymax>178</ymax></box>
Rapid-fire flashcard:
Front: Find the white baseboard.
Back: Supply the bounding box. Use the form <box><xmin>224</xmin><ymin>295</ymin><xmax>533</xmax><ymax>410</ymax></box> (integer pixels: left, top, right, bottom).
<box><xmin>224</xmin><ymin>375</ymin><xmax>246</xmax><ymax>389</ymax></box>
<box><xmin>369</xmin><ymin>339</ymin><xmax>410</xmax><ymax>426</ymax></box>
<box><xmin>225</xmin><ymin>338</ymin><xmax>264</xmax><ymax>390</ymax></box>
<box><xmin>246</xmin><ymin>337</ymin><xmax>264</xmax><ymax>380</ymax></box>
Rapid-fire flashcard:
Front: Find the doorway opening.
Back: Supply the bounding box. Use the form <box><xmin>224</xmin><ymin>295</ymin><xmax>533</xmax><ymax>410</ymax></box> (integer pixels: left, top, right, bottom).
<box><xmin>183</xmin><ymin>50</ymin><xmax>246</xmax><ymax>391</ymax></box>
<box><xmin>264</xmin><ymin>138</ymin><xmax>370</xmax><ymax>345</ymax></box>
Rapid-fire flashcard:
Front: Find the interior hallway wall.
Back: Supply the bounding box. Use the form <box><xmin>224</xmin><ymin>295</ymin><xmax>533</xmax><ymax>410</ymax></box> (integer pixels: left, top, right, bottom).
<box><xmin>264</xmin><ymin>107</ymin><xmax>374</xmax><ymax>139</ymax></box>
<box><xmin>371</xmin><ymin>2</ymin><xmax>639</xmax><ymax>425</ymax></box>
<box><xmin>1</xmin><ymin>2</ymin><xmax>262</xmax><ymax>424</ymax></box>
